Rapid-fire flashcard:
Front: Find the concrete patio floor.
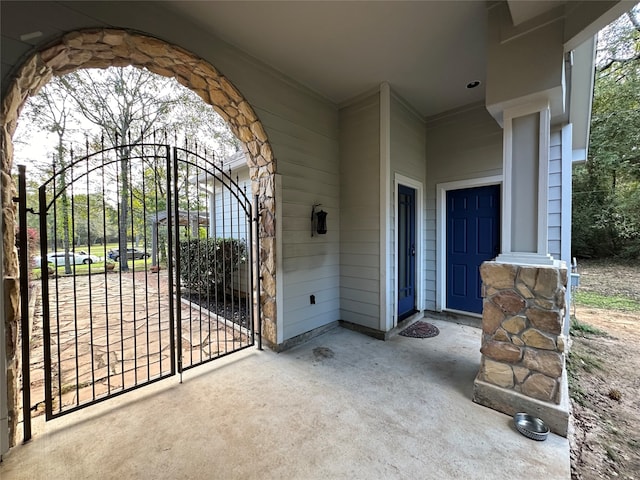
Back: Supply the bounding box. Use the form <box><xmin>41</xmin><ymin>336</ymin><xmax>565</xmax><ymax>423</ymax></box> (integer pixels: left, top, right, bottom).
<box><xmin>0</xmin><ymin>319</ymin><xmax>570</xmax><ymax>479</ymax></box>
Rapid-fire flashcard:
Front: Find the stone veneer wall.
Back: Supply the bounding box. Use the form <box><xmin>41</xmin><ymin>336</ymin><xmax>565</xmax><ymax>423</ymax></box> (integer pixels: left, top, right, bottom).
<box><xmin>476</xmin><ymin>262</ymin><xmax>568</xmax><ymax>404</ymax></box>
<box><xmin>1</xmin><ymin>29</ymin><xmax>278</xmax><ymax>447</ymax></box>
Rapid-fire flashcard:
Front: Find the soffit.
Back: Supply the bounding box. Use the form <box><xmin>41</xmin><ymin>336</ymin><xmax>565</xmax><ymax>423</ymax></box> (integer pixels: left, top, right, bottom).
<box><xmin>162</xmin><ymin>1</ymin><xmax>488</xmax><ymax>117</ymax></box>
<box><xmin>506</xmin><ymin>0</ymin><xmax>566</xmax><ymax>25</ymax></box>
<box><xmin>3</xmin><ymin>1</ymin><xmax>487</xmax><ymax>118</ymax></box>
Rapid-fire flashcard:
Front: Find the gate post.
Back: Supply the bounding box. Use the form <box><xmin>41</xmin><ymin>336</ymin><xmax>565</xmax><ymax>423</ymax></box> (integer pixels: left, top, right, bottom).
<box><xmin>15</xmin><ymin>165</ymin><xmax>31</xmax><ymax>442</ymax></box>
<box><xmin>39</xmin><ymin>180</ymin><xmax>53</xmax><ymax>421</ymax></box>
<box><xmin>254</xmin><ymin>194</ymin><xmax>262</xmax><ymax>351</ymax></box>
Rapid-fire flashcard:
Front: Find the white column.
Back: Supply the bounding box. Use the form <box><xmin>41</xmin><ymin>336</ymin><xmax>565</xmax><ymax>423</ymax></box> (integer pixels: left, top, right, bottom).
<box><xmin>496</xmin><ymin>101</ymin><xmax>555</xmax><ymax>266</ymax></box>
<box><xmin>379</xmin><ymin>82</ymin><xmax>393</xmax><ymax>330</ymax></box>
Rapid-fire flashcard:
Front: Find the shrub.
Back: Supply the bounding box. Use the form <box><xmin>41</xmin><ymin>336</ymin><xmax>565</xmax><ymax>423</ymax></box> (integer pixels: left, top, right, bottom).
<box><xmin>16</xmin><ymin>227</ymin><xmax>40</xmax><ymax>280</ymax></box>
<box><xmin>178</xmin><ymin>237</ymin><xmax>247</xmax><ymax>296</ymax></box>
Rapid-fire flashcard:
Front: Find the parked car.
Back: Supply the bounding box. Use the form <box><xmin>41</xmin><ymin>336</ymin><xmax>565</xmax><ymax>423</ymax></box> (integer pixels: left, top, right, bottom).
<box><xmin>108</xmin><ymin>248</ymin><xmax>150</xmax><ymax>261</ymax></box>
<box><xmin>33</xmin><ymin>251</ymin><xmax>100</xmax><ymax>267</ymax></box>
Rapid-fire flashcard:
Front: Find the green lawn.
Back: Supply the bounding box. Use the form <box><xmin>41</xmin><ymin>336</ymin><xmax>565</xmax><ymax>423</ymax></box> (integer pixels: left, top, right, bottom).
<box><xmin>574</xmin><ymin>290</ymin><xmax>640</xmax><ymax>313</ymax></box>
<box><xmin>32</xmin><ymin>258</ymin><xmax>155</xmax><ymax>278</ymax></box>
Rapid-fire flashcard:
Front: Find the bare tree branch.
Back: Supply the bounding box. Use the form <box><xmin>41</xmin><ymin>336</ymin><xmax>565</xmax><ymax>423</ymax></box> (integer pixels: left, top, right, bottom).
<box><xmin>628</xmin><ymin>9</ymin><xmax>640</xmax><ymax>33</ymax></box>
<box><xmin>597</xmin><ymin>52</ymin><xmax>640</xmax><ymax>72</ymax></box>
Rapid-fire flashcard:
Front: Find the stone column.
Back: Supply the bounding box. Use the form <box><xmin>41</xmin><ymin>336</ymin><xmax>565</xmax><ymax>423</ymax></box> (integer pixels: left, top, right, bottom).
<box><xmin>478</xmin><ymin>5</ymin><xmax>571</xmax><ymax>435</ymax></box>
<box><xmin>473</xmin><ymin>262</ymin><xmax>569</xmax><ymax>436</ymax></box>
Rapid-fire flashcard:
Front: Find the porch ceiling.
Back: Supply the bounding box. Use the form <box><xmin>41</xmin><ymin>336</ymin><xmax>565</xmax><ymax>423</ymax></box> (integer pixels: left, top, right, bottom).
<box><xmin>6</xmin><ymin>1</ymin><xmax>618</xmax><ymax>120</ymax></box>
<box><xmin>161</xmin><ymin>1</ymin><xmax>488</xmax><ymax>117</ymax></box>
<box><xmin>1</xmin><ymin>1</ymin><xmax>571</xmax><ymax>119</ymax></box>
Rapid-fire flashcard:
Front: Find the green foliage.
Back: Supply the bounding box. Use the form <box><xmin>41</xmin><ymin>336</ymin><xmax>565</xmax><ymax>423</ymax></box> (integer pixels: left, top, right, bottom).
<box><xmin>178</xmin><ymin>238</ymin><xmax>247</xmax><ymax>296</ymax></box>
<box><xmin>568</xmin><ymin>348</ymin><xmax>603</xmax><ymax>374</ymax></box>
<box><xmin>605</xmin><ymin>445</ymin><xmax>620</xmax><ymax>463</ymax></box>
<box><xmin>569</xmin><ymin>316</ymin><xmax>607</xmax><ymax>336</ymax></box>
<box><xmin>573</xmin><ymin>6</ymin><xmax>640</xmax><ymax>259</ymax></box>
<box><xmin>16</xmin><ymin>227</ymin><xmax>40</xmax><ymax>281</ymax></box>
<box><xmin>574</xmin><ymin>290</ymin><xmax>640</xmax><ymax>312</ymax></box>
<box><xmin>567</xmin><ymin>345</ymin><xmax>603</xmax><ymax>407</ymax></box>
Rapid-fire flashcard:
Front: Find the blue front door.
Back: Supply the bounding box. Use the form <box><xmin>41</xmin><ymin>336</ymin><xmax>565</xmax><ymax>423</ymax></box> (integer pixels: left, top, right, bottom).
<box><xmin>446</xmin><ymin>185</ymin><xmax>500</xmax><ymax>314</ymax></box>
<box><xmin>398</xmin><ymin>185</ymin><xmax>416</xmax><ymax>320</ymax></box>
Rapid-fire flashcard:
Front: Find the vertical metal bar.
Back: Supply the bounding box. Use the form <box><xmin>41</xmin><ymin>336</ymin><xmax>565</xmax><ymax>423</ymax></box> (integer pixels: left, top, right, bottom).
<box><xmin>238</xmin><ymin>181</ymin><xmax>244</xmax><ymax>345</ymax></box>
<box><xmin>166</xmin><ymin>147</ymin><xmax>178</xmax><ymax>377</ymax></box>
<box><xmin>254</xmin><ymin>194</ymin><xmax>262</xmax><ymax>351</ymax></box>
<box><xmin>204</xmin><ymin>161</ymin><xmax>212</xmax><ymax>361</ymax></box>
<box><xmin>86</xmin><ymin>152</ymin><xmax>96</xmax><ymax>401</ymax></box>
<box><xmin>39</xmin><ymin>184</ymin><xmax>53</xmax><ymax>420</ymax></box>
<box><xmin>17</xmin><ymin>165</ymin><xmax>32</xmax><ymax>441</ymax></box>
<box><xmin>115</xmin><ymin>153</ymin><xmax>125</xmax><ymax>389</ymax></box>
<box><xmin>194</xmin><ymin>159</ymin><xmax>202</xmax><ymax>365</ymax></box>
<box><xmin>193</xmin><ymin>157</ymin><xmax>202</xmax><ymax>364</ymax></box>
<box><xmin>229</xmin><ymin>174</ymin><xmax>242</xmax><ymax>350</ymax></box>
<box><xmin>69</xmin><ymin>159</ymin><xmax>81</xmax><ymax>407</ymax></box>
<box><xmin>141</xmin><ymin>149</ymin><xmax>150</xmax><ymax>381</ymax></box>
<box><xmin>221</xmin><ymin>179</ymin><xmax>229</xmax><ymax>353</ymax></box>
<box><xmin>173</xmin><ymin>147</ymin><xmax>183</xmax><ymax>380</ymax></box>
<box><xmin>100</xmin><ymin>145</ymin><xmax>111</xmax><ymax>395</ymax></box>
<box><xmin>235</xmin><ymin>177</ymin><xmax>242</xmax><ymax>345</ymax></box>
<box><xmin>51</xmin><ymin>162</ymin><xmax>62</xmax><ymax>414</ymax></box>
<box><xmin>154</xmin><ymin>149</ymin><xmax>163</xmax><ymax>376</ymax></box>
<box><xmin>128</xmin><ymin>146</ymin><xmax>138</xmax><ymax>385</ymax></box>
<box><xmin>245</xmin><ymin>186</ymin><xmax>253</xmax><ymax>346</ymax></box>
<box><xmin>185</xmin><ymin>157</ymin><xmax>193</xmax><ymax>367</ymax></box>
<box><xmin>213</xmin><ymin>168</ymin><xmax>220</xmax><ymax>358</ymax></box>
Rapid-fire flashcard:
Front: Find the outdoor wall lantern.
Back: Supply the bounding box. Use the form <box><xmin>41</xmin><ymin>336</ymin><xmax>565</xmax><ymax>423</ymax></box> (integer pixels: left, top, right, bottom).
<box><xmin>311</xmin><ymin>204</ymin><xmax>328</xmax><ymax>236</ymax></box>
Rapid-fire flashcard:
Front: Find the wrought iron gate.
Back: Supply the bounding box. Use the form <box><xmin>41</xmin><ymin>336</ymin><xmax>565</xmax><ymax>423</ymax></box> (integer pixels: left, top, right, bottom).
<box><xmin>17</xmin><ymin>139</ymin><xmax>261</xmax><ymax>432</ymax></box>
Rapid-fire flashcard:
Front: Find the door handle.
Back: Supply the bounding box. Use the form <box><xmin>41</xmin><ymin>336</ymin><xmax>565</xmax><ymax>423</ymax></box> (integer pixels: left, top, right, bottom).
<box><xmin>411</xmin><ymin>245</ymin><xmax>415</xmax><ymax>256</ymax></box>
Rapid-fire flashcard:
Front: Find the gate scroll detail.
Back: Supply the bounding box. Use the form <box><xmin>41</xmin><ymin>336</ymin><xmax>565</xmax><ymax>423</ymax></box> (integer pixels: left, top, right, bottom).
<box><xmin>21</xmin><ymin>139</ymin><xmax>259</xmax><ymax>421</ymax></box>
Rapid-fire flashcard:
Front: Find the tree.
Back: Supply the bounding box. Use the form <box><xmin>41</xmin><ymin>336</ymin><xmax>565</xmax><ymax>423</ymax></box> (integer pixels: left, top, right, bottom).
<box><xmin>71</xmin><ymin>193</ymin><xmax>119</xmax><ymax>246</ymax></box>
<box><xmin>21</xmin><ymin>77</ymin><xmax>80</xmax><ymax>273</ymax></box>
<box><xmin>573</xmin><ymin>5</ymin><xmax>640</xmax><ymax>258</ymax></box>
<box><xmin>173</xmin><ymin>94</ymin><xmax>241</xmax><ymax>159</ymax></box>
<box><xmin>59</xmin><ymin>67</ymin><xmax>188</xmax><ymax>270</ymax></box>
<box><xmin>14</xmin><ymin>65</ymin><xmax>243</xmax><ymax>271</ymax></box>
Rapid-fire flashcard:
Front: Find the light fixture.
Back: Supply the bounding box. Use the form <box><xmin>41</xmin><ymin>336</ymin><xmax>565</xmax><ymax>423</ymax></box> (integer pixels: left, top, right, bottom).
<box><xmin>311</xmin><ymin>204</ymin><xmax>327</xmax><ymax>236</ymax></box>
<box><xmin>20</xmin><ymin>31</ymin><xmax>43</xmax><ymax>42</ymax></box>
<box><xmin>466</xmin><ymin>80</ymin><xmax>481</xmax><ymax>89</ymax></box>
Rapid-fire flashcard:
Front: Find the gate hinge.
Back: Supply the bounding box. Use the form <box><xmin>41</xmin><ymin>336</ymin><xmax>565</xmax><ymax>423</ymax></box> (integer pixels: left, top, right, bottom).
<box><xmin>26</xmin><ymin>208</ymin><xmax>37</xmax><ymax>215</ymax></box>
<box><xmin>12</xmin><ymin>198</ymin><xmax>38</xmax><ymax>215</ymax></box>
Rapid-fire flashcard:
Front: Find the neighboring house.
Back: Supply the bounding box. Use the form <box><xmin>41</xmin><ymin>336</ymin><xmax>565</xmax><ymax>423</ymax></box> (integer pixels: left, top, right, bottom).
<box><xmin>203</xmin><ymin>151</ymin><xmax>252</xmax><ymax>242</ymax></box>
<box><xmin>1</xmin><ymin>0</ymin><xmax>634</xmax><ymax>454</ymax></box>
<box><xmin>194</xmin><ymin>150</ymin><xmax>252</xmax><ymax>295</ymax></box>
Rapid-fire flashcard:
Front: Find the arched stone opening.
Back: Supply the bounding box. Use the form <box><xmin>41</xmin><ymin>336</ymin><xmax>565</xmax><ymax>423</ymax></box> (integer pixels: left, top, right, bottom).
<box><xmin>1</xmin><ymin>29</ymin><xmax>278</xmax><ymax>446</ymax></box>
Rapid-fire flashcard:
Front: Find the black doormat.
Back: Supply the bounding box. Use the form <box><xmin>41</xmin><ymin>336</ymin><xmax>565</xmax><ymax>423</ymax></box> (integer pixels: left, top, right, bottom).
<box><xmin>399</xmin><ymin>321</ymin><xmax>440</xmax><ymax>338</ymax></box>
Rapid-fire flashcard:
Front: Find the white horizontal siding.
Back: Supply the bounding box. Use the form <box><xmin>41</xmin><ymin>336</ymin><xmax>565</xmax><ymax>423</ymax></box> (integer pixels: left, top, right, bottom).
<box><xmin>245</xmin><ymin>87</ymin><xmax>341</xmax><ymax>343</ymax></box>
<box><xmin>209</xmin><ymin>168</ymin><xmax>252</xmax><ymax>241</ymax></box>
<box><xmin>162</xmin><ymin>17</ymin><xmax>343</xmax><ymax>344</ymax></box>
<box><xmin>424</xmin><ymin>187</ymin><xmax>438</xmax><ymax>310</ymax></box>
<box><xmin>391</xmin><ymin>95</ymin><xmax>426</xmax><ymax>178</ymax></box>
<box><xmin>277</xmin><ymin>117</ymin><xmax>341</xmax><ymax>340</ymax></box>
<box><xmin>339</xmin><ymin>93</ymin><xmax>381</xmax><ymax>329</ymax></box>
<box><xmin>283</xmin><ymin>308</ymin><xmax>341</xmax><ymax>340</ymax></box>
<box><xmin>341</xmin><ymin>275</ymin><xmax>378</xmax><ymax>293</ymax></box>
<box><xmin>548</xmin><ymin>129</ymin><xmax>562</xmax><ymax>260</ymax></box>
